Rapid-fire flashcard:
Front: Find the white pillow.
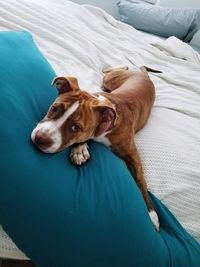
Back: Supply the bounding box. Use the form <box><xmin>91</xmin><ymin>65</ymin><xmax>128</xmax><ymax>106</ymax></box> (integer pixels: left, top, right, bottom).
<box><xmin>157</xmin><ymin>0</ymin><xmax>200</xmax><ymax>8</ymax></box>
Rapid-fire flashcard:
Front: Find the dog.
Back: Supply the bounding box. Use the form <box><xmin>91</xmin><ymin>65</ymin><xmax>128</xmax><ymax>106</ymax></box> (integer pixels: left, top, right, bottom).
<box><xmin>31</xmin><ymin>66</ymin><xmax>160</xmax><ymax>230</ymax></box>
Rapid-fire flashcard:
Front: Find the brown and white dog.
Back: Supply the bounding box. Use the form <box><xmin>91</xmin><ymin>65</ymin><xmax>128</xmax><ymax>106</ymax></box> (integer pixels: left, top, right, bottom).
<box><xmin>31</xmin><ymin>66</ymin><xmax>160</xmax><ymax>230</ymax></box>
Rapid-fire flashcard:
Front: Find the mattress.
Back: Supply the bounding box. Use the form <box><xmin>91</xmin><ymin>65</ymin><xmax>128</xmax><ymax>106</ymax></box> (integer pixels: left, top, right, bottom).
<box><xmin>0</xmin><ymin>0</ymin><xmax>200</xmax><ymax>260</ymax></box>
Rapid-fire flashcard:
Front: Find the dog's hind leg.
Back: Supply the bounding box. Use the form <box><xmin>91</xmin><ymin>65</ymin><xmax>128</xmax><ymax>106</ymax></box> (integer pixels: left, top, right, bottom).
<box><xmin>115</xmin><ymin>142</ymin><xmax>160</xmax><ymax>231</ymax></box>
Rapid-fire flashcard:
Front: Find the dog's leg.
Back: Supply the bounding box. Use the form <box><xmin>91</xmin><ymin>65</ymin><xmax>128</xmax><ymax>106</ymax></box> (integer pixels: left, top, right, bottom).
<box><xmin>70</xmin><ymin>143</ymin><xmax>90</xmax><ymax>165</ymax></box>
<box><xmin>115</xmin><ymin>142</ymin><xmax>159</xmax><ymax>231</ymax></box>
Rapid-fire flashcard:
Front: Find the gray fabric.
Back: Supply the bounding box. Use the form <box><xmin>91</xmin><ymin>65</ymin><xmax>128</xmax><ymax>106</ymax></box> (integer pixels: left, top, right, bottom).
<box><xmin>190</xmin><ymin>30</ymin><xmax>200</xmax><ymax>53</ymax></box>
<box><xmin>157</xmin><ymin>0</ymin><xmax>200</xmax><ymax>9</ymax></box>
<box><xmin>190</xmin><ymin>44</ymin><xmax>200</xmax><ymax>54</ymax></box>
<box><xmin>117</xmin><ymin>0</ymin><xmax>200</xmax><ymax>41</ymax></box>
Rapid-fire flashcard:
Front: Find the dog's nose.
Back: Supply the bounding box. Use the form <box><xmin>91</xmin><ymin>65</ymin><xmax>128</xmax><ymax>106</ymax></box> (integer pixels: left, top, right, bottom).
<box><xmin>34</xmin><ymin>131</ymin><xmax>53</xmax><ymax>148</ymax></box>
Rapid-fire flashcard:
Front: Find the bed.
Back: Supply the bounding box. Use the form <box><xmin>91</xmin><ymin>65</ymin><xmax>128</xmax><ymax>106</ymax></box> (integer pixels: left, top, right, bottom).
<box><xmin>0</xmin><ymin>0</ymin><xmax>200</xmax><ymax>265</ymax></box>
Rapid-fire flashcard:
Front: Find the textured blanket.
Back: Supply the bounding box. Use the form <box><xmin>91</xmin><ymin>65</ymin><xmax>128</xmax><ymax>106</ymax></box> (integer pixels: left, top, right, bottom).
<box><xmin>0</xmin><ymin>0</ymin><xmax>200</xmax><ymax>259</ymax></box>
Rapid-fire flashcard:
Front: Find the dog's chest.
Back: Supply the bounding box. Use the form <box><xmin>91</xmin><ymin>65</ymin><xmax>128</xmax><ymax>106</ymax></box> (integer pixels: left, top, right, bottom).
<box><xmin>93</xmin><ymin>133</ymin><xmax>111</xmax><ymax>148</ymax></box>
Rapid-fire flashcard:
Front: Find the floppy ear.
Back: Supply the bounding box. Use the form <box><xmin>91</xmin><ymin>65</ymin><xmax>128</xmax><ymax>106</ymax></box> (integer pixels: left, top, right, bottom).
<box><xmin>94</xmin><ymin>105</ymin><xmax>117</xmax><ymax>137</ymax></box>
<box><xmin>51</xmin><ymin>76</ymin><xmax>80</xmax><ymax>94</ymax></box>
<box><xmin>102</xmin><ymin>66</ymin><xmax>129</xmax><ymax>74</ymax></box>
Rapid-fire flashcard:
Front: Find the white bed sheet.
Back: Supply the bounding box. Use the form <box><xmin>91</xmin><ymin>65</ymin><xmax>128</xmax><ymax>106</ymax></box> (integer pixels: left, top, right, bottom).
<box><xmin>0</xmin><ymin>0</ymin><xmax>200</xmax><ymax>259</ymax></box>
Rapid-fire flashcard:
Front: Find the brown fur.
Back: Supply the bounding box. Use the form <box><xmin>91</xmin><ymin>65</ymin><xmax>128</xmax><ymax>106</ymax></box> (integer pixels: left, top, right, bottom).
<box><xmin>38</xmin><ymin>79</ymin><xmax>116</xmax><ymax>151</ymax></box>
<box><xmin>99</xmin><ymin>66</ymin><xmax>156</xmax><ymax>210</ymax></box>
<box><xmin>33</xmin><ymin>66</ymin><xmax>157</xmax><ymax>213</ymax></box>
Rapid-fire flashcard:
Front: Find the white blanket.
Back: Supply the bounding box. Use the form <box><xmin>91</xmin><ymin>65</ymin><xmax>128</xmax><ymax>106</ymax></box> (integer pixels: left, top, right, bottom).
<box><xmin>0</xmin><ymin>0</ymin><xmax>200</xmax><ymax>259</ymax></box>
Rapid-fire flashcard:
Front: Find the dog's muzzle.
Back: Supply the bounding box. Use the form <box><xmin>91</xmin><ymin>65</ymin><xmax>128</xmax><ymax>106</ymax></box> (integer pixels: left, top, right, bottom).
<box><xmin>31</xmin><ymin>121</ymin><xmax>62</xmax><ymax>153</ymax></box>
<box><xmin>32</xmin><ymin>130</ymin><xmax>53</xmax><ymax>150</ymax></box>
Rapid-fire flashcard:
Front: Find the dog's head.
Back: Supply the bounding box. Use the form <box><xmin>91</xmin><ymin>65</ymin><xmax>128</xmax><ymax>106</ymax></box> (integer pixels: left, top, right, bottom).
<box><xmin>102</xmin><ymin>66</ymin><xmax>129</xmax><ymax>92</ymax></box>
<box><xmin>31</xmin><ymin>76</ymin><xmax>116</xmax><ymax>153</ymax></box>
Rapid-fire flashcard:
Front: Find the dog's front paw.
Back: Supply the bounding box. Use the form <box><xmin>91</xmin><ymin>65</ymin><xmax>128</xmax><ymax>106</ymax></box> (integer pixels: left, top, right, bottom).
<box><xmin>70</xmin><ymin>143</ymin><xmax>90</xmax><ymax>165</ymax></box>
<box><xmin>149</xmin><ymin>210</ymin><xmax>160</xmax><ymax>231</ymax></box>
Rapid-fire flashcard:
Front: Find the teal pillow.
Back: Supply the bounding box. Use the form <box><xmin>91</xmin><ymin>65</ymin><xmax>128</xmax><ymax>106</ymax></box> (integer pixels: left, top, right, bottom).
<box><xmin>117</xmin><ymin>0</ymin><xmax>200</xmax><ymax>42</ymax></box>
<box><xmin>0</xmin><ymin>31</ymin><xmax>200</xmax><ymax>267</ymax></box>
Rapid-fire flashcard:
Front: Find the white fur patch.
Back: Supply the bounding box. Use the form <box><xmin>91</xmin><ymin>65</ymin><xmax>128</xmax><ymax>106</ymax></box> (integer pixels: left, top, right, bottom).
<box><xmin>92</xmin><ymin>94</ymin><xmax>107</xmax><ymax>102</ymax></box>
<box><xmin>97</xmin><ymin>95</ymin><xmax>107</xmax><ymax>102</ymax></box>
<box><xmin>93</xmin><ymin>133</ymin><xmax>111</xmax><ymax>147</ymax></box>
<box><xmin>149</xmin><ymin>210</ymin><xmax>160</xmax><ymax>231</ymax></box>
<box><xmin>31</xmin><ymin>101</ymin><xmax>79</xmax><ymax>153</ymax></box>
<box><xmin>93</xmin><ymin>94</ymin><xmax>116</xmax><ymax>111</ymax></box>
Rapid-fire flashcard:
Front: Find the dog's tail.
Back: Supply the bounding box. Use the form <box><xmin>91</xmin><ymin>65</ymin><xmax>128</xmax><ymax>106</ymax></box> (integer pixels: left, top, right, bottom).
<box><xmin>140</xmin><ymin>66</ymin><xmax>162</xmax><ymax>74</ymax></box>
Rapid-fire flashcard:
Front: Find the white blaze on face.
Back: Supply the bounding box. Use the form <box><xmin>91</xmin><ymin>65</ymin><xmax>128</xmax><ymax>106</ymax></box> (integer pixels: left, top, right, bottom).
<box><xmin>31</xmin><ymin>101</ymin><xmax>79</xmax><ymax>153</ymax></box>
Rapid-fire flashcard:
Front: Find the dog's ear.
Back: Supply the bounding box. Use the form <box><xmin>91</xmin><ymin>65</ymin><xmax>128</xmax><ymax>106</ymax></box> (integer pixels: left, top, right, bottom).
<box><xmin>51</xmin><ymin>76</ymin><xmax>80</xmax><ymax>94</ymax></box>
<box><xmin>94</xmin><ymin>105</ymin><xmax>117</xmax><ymax>137</ymax></box>
<box><xmin>102</xmin><ymin>66</ymin><xmax>129</xmax><ymax>74</ymax></box>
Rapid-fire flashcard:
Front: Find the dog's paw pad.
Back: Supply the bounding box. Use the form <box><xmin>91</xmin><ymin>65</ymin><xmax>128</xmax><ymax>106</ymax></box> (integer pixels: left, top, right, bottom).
<box><xmin>149</xmin><ymin>210</ymin><xmax>160</xmax><ymax>231</ymax></box>
<box><xmin>70</xmin><ymin>144</ymin><xmax>90</xmax><ymax>165</ymax></box>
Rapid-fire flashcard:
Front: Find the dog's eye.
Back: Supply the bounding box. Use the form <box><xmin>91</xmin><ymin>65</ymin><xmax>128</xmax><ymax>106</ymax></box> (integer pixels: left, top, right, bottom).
<box><xmin>50</xmin><ymin>105</ymin><xmax>57</xmax><ymax>113</ymax></box>
<box><xmin>70</xmin><ymin>124</ymin><xmax>81</xmax><ymax>133</ymax></box>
